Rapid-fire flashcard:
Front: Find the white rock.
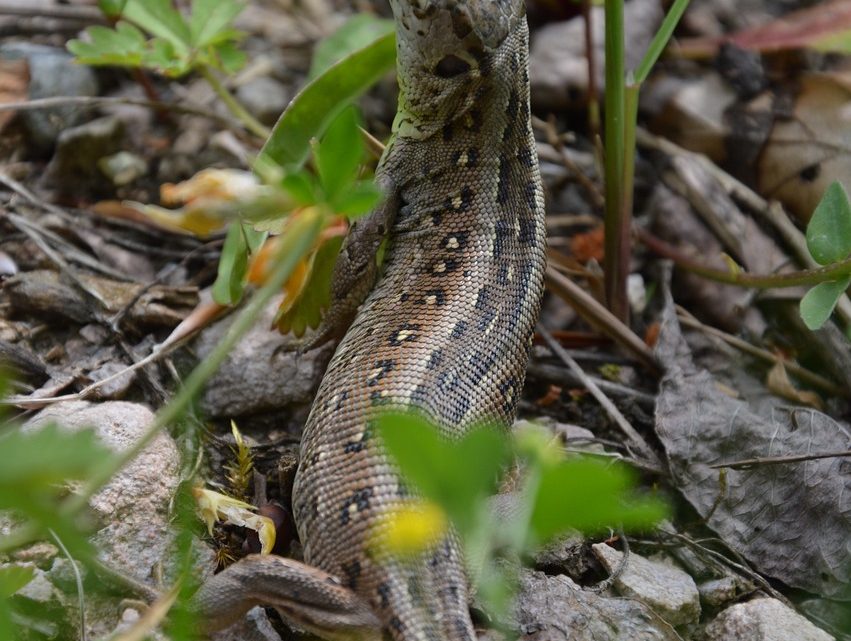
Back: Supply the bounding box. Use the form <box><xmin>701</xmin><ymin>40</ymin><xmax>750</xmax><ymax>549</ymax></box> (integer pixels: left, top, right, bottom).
<box><xmin>703</xmin><ymin>598</ymin><xmax>834</xmax><ymax>641</ymax></box>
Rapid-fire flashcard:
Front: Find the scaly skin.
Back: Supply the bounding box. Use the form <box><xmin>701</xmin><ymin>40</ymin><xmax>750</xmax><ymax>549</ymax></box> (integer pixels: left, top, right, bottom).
<box><xmin>193</xmin><ymin>1</ymin><xmax>546</xmax><ymax>639</ymax></box>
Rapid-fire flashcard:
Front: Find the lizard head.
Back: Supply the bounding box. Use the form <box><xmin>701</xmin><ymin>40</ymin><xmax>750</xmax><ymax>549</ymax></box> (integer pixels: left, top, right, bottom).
<box><xmin>388</xmin><ymin>0</ymin><xmax>526</xmax><ymax>138</ymax></box>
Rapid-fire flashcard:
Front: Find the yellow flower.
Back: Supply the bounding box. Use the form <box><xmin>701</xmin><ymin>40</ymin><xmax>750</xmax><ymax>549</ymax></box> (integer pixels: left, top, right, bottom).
<box><xmin>371</xmin><ymin>500</ymin><xmax>448</xmax><ymax>558</ymax></box>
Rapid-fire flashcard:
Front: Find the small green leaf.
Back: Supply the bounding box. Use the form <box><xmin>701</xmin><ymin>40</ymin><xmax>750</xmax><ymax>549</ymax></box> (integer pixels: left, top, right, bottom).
<box><xmin>98</xmin><ymin>0</ymin><xmax>128</xmax><ymax>17</ymax></box>
<box><xmin>281</xmin><ymin>173</ymin><xmax>318</xmax><ymax>206</ymax></box>
<box><xmin>67</xmin><ymin>22</ymin><xmax>146</xmax><ymax>67</ymax></box>
<box><xmin>335</xmin><ymin>181</ymin><xmax>382</xmax><ymax>218</ymax></box>
<box><xmin>309</xmin><ymin>14</ymin><xmax>395</xmax><ymax>80</ymax></box>
<box><xmin>122</xmin><ymin>0</ymin><xmax>191</xmax><ymax>56</ymax></box>
<box><xmin>800</xmin><ymin>276</ymin><xmax>851</xmax><ymax>330</ymax></box>
<box><xmin>0</xmin><ymin>565</ymin><xmax>34</xmax><ymax>598</ymax></box>
<box><xmin>212</xmin><ymin>40</ymin><xmax>247</xmax><ymax>73</ymax></box>
<box><xmin>376</xmin><ymin>413</ymin><xmax>511</xmax><ymax>534</ymax></box>
<box><xmin>189</xmin><ymin>0</ymin><xmax>245</xmax><ymax>47</ymax></box>
<box><xmin>212</xmin><ymin>223</ymin><xmax>252</xmax><ymax>305</ymax></box>
<box><xmin>260</xmin><ymin>30</ymin><xmax>396</xmax><ymax>171</ymax></box>
<box><xmin>316</xmin><ymin>107</ymin><xmax>362</xmax><ymax>202</ymax></box>
<box><xmin>806</xmin><ymin>181</ymin><xmax>851</xmax><ymax>265</ymax></box>
<box><xmin>273</xmin><ymin>235</ymin><xmax>344</xmax><ymax>337</ymax></box>
<box><xmin>529</xmin><ymin>458</ymin><xmax>666</xmax><ymax>544</ymax></box>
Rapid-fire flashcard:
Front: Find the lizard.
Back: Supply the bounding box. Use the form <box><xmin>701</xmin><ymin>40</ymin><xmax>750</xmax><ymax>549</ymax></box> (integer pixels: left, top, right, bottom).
<box><xmin>193</xmin><ymin>0</ymin><xmax>547</xmax><ymax>639</ymax></box>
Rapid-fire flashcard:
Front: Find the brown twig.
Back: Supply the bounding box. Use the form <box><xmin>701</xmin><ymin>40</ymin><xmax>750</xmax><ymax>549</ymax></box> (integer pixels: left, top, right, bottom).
<box><xmin>538</xmin><ymin>325</ymin><xmax>663</xmax><ymax>473</ymax></box>
<box><xmin>676</xmin><ymin>306</ymin><xmax>846</xmax><ymax>398</ymax></box>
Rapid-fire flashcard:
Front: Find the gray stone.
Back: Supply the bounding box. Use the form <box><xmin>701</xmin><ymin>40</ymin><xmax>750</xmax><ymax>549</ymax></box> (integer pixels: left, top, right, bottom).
<box><xmin>697</xmin><ymin>576</ymin><xmax>748</xmax><ymax>609</ymax></box>
<box><xmin>12</xmin><ymin>566</ymin><xmax>57</xmax><ymax>603</ymax></box>
<box><xmin>195</xmin><ymin>299</ymin><xmax>333</xmax><ymax>418</ymax></box>
<box><xmin>23</xmin><ymin>401</ymin><xmax>180</xmax><ymax>586</ymax></box>
<box><xmin>211</xmin><ymin>606</ymin><xmax>284</xmax><ymax>641</ymax></box>
<box><xmin>533</xmin><ymin>529</ymin><xmax>588</xmax><ymax>577</ymax></box>
<box><xmin>592</xmin><ymin>543</ymin><xmax>701</xmax><ymax>626</ymax></box>
<box><xmin>236</xmin><ymin>76</ymin><xmax>289</xmax><ymax>126</ymax></box>
<box><xmin>513</xmin><ymin>569</ymin><xmax>683</xmax><ymax>641</ymax></box>
<box><xmin>702</xmin><ymin>598</ymin><xmax>834</xmax><ymax>641</ymax></box>
<box><xmin>45</xmin><ymin>116</ymin><xmax>125</xmax><ymax>193</ymax></box>
<box><xmin>0</xmin><ymin>43</ymin><xmax>98</xmax><ymax>151</ymax></box>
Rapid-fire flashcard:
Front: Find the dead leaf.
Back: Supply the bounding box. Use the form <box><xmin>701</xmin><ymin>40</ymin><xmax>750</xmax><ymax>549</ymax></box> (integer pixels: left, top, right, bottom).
<box><xmin>757</xmin><ymin>73</ymin><xmax>851</xmax><ymax>223</ymax></box>
<box><xmin>0</xmin><ymin>59</ymin><xmax>29</xmax><ymax>131</ymax></box>
<box><xmin>655</xmin><ymin>290</ymin><xmax>851</xmax><ymax>599</ymax></box>
<box><xmin>678</xmin><ymin>0</ymin><xmax>851</xmax><ymax>57</ymax></box>
<box><xmin>766</xmin><ymin>362</ymin><xmax>824</xmax><ymax>410</ymax></box>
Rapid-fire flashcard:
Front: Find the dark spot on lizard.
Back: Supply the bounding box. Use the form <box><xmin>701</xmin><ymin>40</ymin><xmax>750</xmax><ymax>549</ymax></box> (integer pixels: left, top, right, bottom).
<box><xmin>506</xmin><ymin>89</ymin><xmax>520</xmax><ymax>120</ymax></box>
<box><xmin>400</xmin><ymin>292</ymin><xmax>410</xmax><ymax>302</ymax></box>
<box><xmin>367</xmin><ymin>359</ymin><xmax>395</xmax><ymax>386</ymax></box>
<box><xmin>519</xmin><ymin>219</ymin><xmax>537</xmax><ymax>244</ymax></box>
<box><xmin>341</xmin><ymin>560</ymin><xmax>361</xmax><ymax>589</ymax></box>
<box><xmin>389</xmin><ymin>616</ymin><xmax>405</xmax><ymax>634</ymax></box>
<box><xmin>493</xmin><ymin>219</ymin><xmax>512</xmax><ymax>258</ymax></box>
<box><xmin>389</xmin><ymin>323</ymin><xmax>421</xmax><ymax>346</ymax></box>
<box><xmin>411</xmin><ymin>383</ymin><xmax>428</xmax><ymax>404</ymax></box>
<box><xmin>496</xmin><ymin>155</ymin><xmax>511</xmax><ymax>204</ymax></box>
<box><xmin>469</xmin><ymin>351</ymin><xmax>496</xmax><ymax>384</ymax></box>
<box><xmin>426</xmin><ymin>349</ymin><xmax>443</xmax><ymax>370</ymax></box>
<box><xmin>377</xmin><ymin>583</ymin><xmax>392</xmax><ymax>608</ymax></box>
<box><xmin>518</xmin><ymin>144</ymin><xmax>534</xmax><ymax>167</ymax></box>
<box><xmin>430</xmin><ymin>258</ymin><xmax>460</xmax><ymax>276</ymax></box>
<box><xmin>441</xmin><ymin>232</ymin><xmax>468</xmax><ymax>250</ymax></box>
<box><xmin>450</xmin><ymin>7</ymin><xmax>473</xmax><ymax>38</ymax></box>
<box><xmin>340</xmin><ymin>488</ymin><xmax>373</xmax><ymax>525</ymax></box>
<box><xmin>417</xmin><ymin>288</ymin><xmax>446</xmax><ymax>306</ymax></box>
<box><xmin>525</xmin><ymin>182</ymin><xmax>538</xmax><ymax>209</ymax></box>
<box><xmin>343</xmin><ymin>425</ymin><xmax>371</xmax><ymax>453</ymax></box>
<box><xmin>442</xmin><ymin>122</ymin><xmax>453</xmax><ymax>142</ymax></box>
<box><xmin>451</xmin><ymin>320</ymin><xmax>468</xmax><ymax>339</ymax></box>
<box><xmin>431</xmin><ymin>211</ymin><xmax>443</xmax><ymax>226</ymax></box>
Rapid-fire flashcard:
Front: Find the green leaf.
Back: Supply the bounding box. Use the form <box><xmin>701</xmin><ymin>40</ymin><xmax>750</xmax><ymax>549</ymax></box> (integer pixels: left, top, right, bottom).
<box><xmin>98</xmin><ymin>0</ymin><xmax>128</xmax><ymax>18</ymax></box>
<box><xmin>281</xmin><ymin>172</ymin><xmax>318</xmax><ymax>206</ymax></box>
<box><xmin>800</xmin><ymin>276</ymin><xmax>851</xmax><ymax>330</ymax></box>
<box><xmin>0</xmin><ymin>565</ymin><xmax>34</xmax><ymax>598</ymax></box>
<box><xmin>334</xmin><ymin>180</ymin><xmax>382</xmax><ymax>218</ymax></box>
<box><xmin>212</xmin><ymin>223</ymin><xmax>251</xmax><ymax>305</ymax></box>
<box><xmin>189</xmin><ymin>0</ymin><xmax>245</xmax><ymax>47</ymax></box>
<box><xmin>273</xmin><ymin>235</ymin><xmax>344</xmax><ymax>337</ymax></box>
<box><xmin>0</xmin><ymin>424</ymin><xmax>112</xmax><ymax>487</ymax></box>
<box><xmin>67</xmin><ymin>22</ymin><xmax>146</xmax><ymax>67</ymax></box>
<box><xmin>212</xmin><ymin>40</ymin><xmax>247</xmax><ymax>73</ymax></box>
<box><xmin>316</xmin><ymin>107</ymin><xmax>363</xmax><ymax>202</ymax></box>
<box><xmin>806</xmin><ymin>181</ymin><xmax>851</xmax><ymax>265</ymax></box>
<box><xmin>122</xmin><ymin>0</ymin><xmax>191</xmax><ymax>56</ymax></box>
<box><xmin>260</xmin><ymin>30</ymin><xmax>396</xmax><ymax>171</ymax></box>
<box><xmin>309</xmin><ymin>14</ymin><xmax>395</xmax><ymax>80</ymax></box>
<box><xmin>376</xmin><ymin>413</ymin><xmax>511</xmax><ymax>534</ymax></box>
<box><xmin>529</xmin><ymin>458</ymin><xmax>666</xmax><ymax>544</ymax></box>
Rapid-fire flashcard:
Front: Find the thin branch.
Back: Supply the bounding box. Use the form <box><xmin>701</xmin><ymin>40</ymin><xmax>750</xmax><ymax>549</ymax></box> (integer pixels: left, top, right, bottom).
<box><xmin>538</xmin><ymin>325</ymin><xmax>663</xmax><ymax>472</ymax></box>
<box><xmin>710</xmin><ymin>450</ymin><xmax>851</xmax><ymax>470</ymax></box>
<box><xmin>639</xmin><ymin>228</ymin><xmax>851</xmax><ymax>289</ymax></box>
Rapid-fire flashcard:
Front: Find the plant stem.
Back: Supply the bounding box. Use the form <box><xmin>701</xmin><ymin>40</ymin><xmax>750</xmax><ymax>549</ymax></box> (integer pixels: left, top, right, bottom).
<box><xmin>603</xmin><ymin>0</ymin><xmax>627</xmax><ymax>322</ymax></box>
<box><xmin>633</xmin><ymin>0</ymin><xmax>692</xmax><ymax>84</ymax></box>
<box><xmin>582</xmin><ymin>0</ymin><xmax>601</xmax><ymax>145</ymax></box>
<box><xmin>0</xmin><ymin>211</ymin><xmax>323</xmax><ymax>554</ymax></box>
<box><xmin>199</xmin><ymin>65</ymin><xmax>271</xmax><ymax>139</ymax></box>
<box><xmin>639</xmin><ymin>229</ymin><xmax>851</xmax><ymax>288</ymax></box>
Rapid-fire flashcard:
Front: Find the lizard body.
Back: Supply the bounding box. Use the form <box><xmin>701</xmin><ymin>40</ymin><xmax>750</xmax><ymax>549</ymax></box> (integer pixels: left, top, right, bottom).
<box><xmin>194</xmin><ymin>1</ymin><xmax>546</xmax><ymax>639</ymax></box>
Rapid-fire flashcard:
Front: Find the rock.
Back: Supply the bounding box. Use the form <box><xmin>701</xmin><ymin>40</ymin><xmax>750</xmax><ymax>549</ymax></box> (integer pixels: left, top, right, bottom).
<box><xmin>211</xmin><ymin>606</ymin><xmax>284</xmax><ymax>641</ymax></box>
<box><xmin>513</xmin><ymin>569</ymin><xmax>682</xmax><ymax>641</ymax></box>
<box><xmin>195</xmin><ymin>300</ymin><xmax>334</xmax><ymax>418</ymax></box>
<box><xmin>702</xmin><ymin>598</ymin><xmax>834</xmax><ymax>641</ymax></box>
<box><xmin>236</xmin><ymin>76</ymin><xmax>289</xmax><ymax>126</ymax></box>
<box><xmin>592</xmin><ymin>543</ymin><xmax>701</xmax><ymax>626</ymax></box>
<box><xmin>697</xmin><ymin>576</ymin><xmax>748</xmax><ymax>609</ymax></box>
<box><xmin>533</xmin><ymin>529</ymin><xmax>589</xmax><ymax>577</ymax></box>
<box><xmin>98</xmin><ymin>151</ymin><xmax>148</xmax><ymax>186</ymax></box>
<box><xmin>12</xmin><ymin>566</ymin><xmax>58</xmax><ymax>604</ymax></box>
<box><xmin>45</xmin><ymin>116</ymin><xmax>125</xmax><ymax>194</ymax></box>
<box><xmin>23</xmin><ymin>401</ymin><xmax>180</xmax><ymax>586</ymax></box>
<box><xmin>529</xmin><ymin>0</ymin><xmax>663</xmax><ymax>109</ymax></box>
<box><xmin>86</xmin><ymin>361</ymin><xmax>137</xmax><ymax>400</ymax></box>
<box><xmin>0</xmin><ymin>43</ymin><xmax>98</xmax><ymax>151</ymax></box>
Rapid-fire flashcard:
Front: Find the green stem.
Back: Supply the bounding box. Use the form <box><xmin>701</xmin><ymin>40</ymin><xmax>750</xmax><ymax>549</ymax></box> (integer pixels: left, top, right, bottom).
<box><xmin>633</xmin><ymin>0</ymin><xmax>692</xmax><ymax>84</ymax></box>
<box><xmin>199</xmin><ymin>65</ymin><xmax>271</xmax><ymax>139</ymax></box>
<box><xmin>0</xmin><ymin>211</ymin><xmax>323</xmax><ymax>554</ymax></box>
<box><xmin>639</xmin><ymin>229</ymin><xmax>851</xmax><ymax>288</ymax></box>
<box><xmin>604</xmin><ymin>0</ymin><xmax>627</xmax><ymax>322</ymax></box>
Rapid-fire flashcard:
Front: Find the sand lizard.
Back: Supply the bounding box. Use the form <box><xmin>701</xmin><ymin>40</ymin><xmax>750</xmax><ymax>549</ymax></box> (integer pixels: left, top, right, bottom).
<box><xmin>194</xmin><ymin>1</ymin><xmax>546</xmax><ymax>638</ymax></box>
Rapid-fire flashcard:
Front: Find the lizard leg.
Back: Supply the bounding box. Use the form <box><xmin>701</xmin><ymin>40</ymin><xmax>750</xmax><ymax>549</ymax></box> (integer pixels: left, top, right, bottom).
<box><xmin>191</xmin><ymin>554</ymin><xmax>382</xmax><ymax>641</ymax></box>
<box><xmin>300</xmin><ymin>181</ymin><xmax>400</xmax><ymax>352</ymax></box>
